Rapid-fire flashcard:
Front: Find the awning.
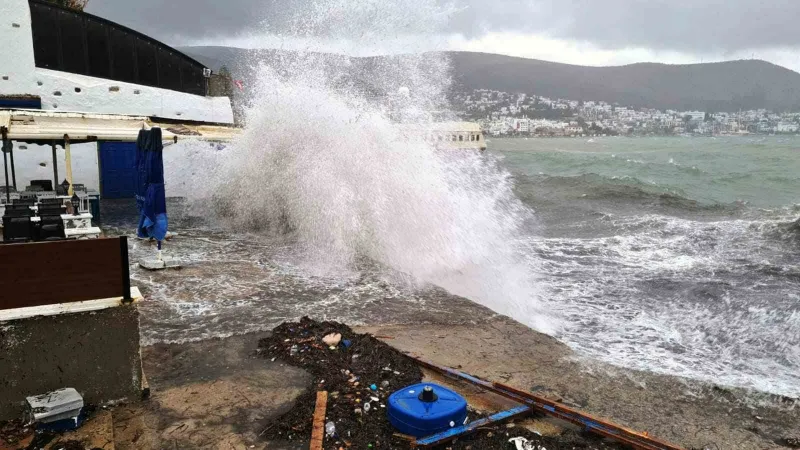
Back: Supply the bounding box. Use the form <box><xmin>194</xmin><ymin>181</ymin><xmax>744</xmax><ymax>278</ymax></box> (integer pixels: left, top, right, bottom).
<box><xmin>0</xmin><ymin>109</ymin><xmax>241</xmax><ymax>143</ymax></box>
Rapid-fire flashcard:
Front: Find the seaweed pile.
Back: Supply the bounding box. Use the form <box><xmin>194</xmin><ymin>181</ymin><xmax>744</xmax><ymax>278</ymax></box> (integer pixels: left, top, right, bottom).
<box><xmin>257</xmin><ymin>317</ymin><xmax>627</xmax><ymax>449</ymax></box>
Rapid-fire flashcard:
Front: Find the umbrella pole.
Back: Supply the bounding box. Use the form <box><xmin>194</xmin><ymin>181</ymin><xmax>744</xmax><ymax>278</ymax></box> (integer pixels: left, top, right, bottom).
<box><xmin>157</xmin><ymin>240</ymin><xmax>162</xmax><ymax>261</ymax></box>
<box><xmin>64</xmin><ymin>135</ymin><xmax>73</xmax><ymax>196</ymax></box>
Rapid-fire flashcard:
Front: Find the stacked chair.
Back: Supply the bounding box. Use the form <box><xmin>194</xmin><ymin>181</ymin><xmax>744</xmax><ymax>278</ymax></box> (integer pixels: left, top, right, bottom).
<box><xmin>2</xmin><ymin>204</ymin><xmax>35</xmax><ymax>243</ymax></box>
<box><xmin>29</xmin><ymin>180</ymin><xmax>54</xmax><ymax>191</ymax></box>
<box><xmin>37</xmin><ymin>203</ymin><xmax>66</xmax><ymax>241</ymax></box>
<box><xmin>1</xmin><ymin>199</ymin><xmax>66</xmax><ymax>243</ymax></box>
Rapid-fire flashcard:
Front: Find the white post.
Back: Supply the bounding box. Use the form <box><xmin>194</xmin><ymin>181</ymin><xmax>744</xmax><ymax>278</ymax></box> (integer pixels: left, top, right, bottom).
<box><xmin>64</xmin><ymin>134</ymin><xmax>74</xmax><ymax>197</ymax></box>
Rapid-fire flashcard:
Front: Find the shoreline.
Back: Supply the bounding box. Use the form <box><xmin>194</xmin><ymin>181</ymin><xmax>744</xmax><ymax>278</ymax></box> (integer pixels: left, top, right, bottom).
<box><xmin>114</xmin><ymin>310</ymin><xmax>799</xmax><ymax>449</ymax></box>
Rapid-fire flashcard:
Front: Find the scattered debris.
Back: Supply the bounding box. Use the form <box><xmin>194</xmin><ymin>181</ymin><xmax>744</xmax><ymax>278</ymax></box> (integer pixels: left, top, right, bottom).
<box><xmin>257</xmin><ymin>318</ymin><xmax>629</xmax><ymax>449</ymax></box>
<box><xmin>325</xmin><ymin>421</ymin><xmax>336</xmax><ymax>438</ymax></box>
<box><xmin>257</xmin><ymin>317</ymin><xmax>424</xmax><ymax>449</ymax></box>
<box><xmin>26</xmin><ymin>388</ymin><xmax>84</xmax><ymax>432</ymax></box>
<box><xmin>0</xmin><ymin>420</ymin><xmax>34</xmax><ymax>449</ymax></box>
<box><xmin>322</xmin><ymin>333</ymin><xmax>342</xmax><ymax>346</ymax></box>
<box><xmin>509</xmin><ymin>436</ymin><xmax>546</xmax><ymax>450</ymax></box>
<box><xmin>778</xmin><ymin>435</ymin><xmax>800</xmax><ymax>448</ymax></box>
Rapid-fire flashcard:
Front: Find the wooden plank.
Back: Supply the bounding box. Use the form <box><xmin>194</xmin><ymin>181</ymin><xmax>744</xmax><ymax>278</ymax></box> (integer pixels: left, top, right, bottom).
<box><xmin>0</xmin><ymin>238</ymin><xmax>126</xmax><ymax>310</ymax></box>
<box><xmin>310</xmin><ymin>391</ymin><xmax>328</xmax><ymax>450</ymax></box>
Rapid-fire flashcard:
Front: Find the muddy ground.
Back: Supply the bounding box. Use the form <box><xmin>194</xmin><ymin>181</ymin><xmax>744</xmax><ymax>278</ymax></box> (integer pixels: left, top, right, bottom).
<box><xmin>3</xmin><ymin>312</ymin><xmax>798</xmax><ymax>450</ymax></box>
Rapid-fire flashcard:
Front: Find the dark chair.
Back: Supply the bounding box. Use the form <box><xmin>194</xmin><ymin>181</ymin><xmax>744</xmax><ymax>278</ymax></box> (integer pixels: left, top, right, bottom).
<box><xmin>3</xmin><ymin>216</ymin><xmax>34</xmax><ymax>243</ymax></box>
<box><xmin>13</xmin><ymin>198</ymin><xmax>35</xmax><ymax>207</ymax></box>
<box><xmin>25</xmin><ymin>185</ymin><xmax>44</xmax><ymax>192</ymax></box>
<box><xmin>38</xmin><ymin>206</ymin><xmax>66</xmax><ymax>217</ymax></box>
<box><xmin>30</xmin><ymin>180</ymin><xmax>54</xmax><ymax>191</ymax></box>
<box><xmin>19</xmin><ymin>190</ymin><xmax>38</xmax><ymax>199</ymax></box>
<box><xmin>37</xmin><ymin>215</ymin><xmax>65</xmax><ymax>241</ymax></box>
<box><xmin>4</xmin><ymin>204</ymin><xmax>35</xmax><ymax>217</ymax></box>
<box><xmin>39</xmin><ymin>198</ymin><xmax>63</xmax><ymax>206</ymax></box>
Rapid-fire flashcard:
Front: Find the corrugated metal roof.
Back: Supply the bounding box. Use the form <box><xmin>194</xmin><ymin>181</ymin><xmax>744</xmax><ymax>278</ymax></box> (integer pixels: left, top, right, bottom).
<box><xmin>1</xmin><ymin>109</ymin><xmax>240</xmax><ymax>142</ymax></box>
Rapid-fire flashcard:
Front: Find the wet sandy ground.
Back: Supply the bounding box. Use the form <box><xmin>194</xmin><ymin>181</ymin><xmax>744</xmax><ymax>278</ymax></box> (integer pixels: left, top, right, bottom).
<box><xmin>75</xmin><ymin>314</ymin><xmax>797</xmax><ymax>450</ymax></box>
<box><xmin>101</xmin><ymin>199</ymin><xmax>500</xmax><ymax>346</ymax></box>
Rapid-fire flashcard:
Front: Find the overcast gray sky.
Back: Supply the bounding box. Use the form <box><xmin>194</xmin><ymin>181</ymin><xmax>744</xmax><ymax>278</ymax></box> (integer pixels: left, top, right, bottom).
<box><xmin>86</xmin><ymin>0</ymin><xmax>800</xmax><ymax>72</ymax></box>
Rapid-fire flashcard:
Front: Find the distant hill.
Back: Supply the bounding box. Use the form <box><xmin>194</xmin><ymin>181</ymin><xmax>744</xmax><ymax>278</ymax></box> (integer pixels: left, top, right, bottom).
<box><xmin>179</xmin><ymin>46</ymin><xmax>800</xmax><ymax>112</ymax></box>
<box><xmin>447</xmin><ymin>52</ymin><xmax>800</xmax><ymax>112</ymax></box>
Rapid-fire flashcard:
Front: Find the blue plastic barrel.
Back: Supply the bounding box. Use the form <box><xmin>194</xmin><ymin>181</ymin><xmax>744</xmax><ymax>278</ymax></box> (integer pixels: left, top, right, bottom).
<box><xmin>387</xmin><ymin>383</ymin><xmax>467</xmax><ymax>437</ymax></box>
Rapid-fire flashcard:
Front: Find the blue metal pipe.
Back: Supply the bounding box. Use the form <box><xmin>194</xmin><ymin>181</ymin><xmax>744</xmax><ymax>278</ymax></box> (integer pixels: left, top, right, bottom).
<box><xmin>415</xmin><ymin>406</ymin><xmax>531</xmax><ymax>447</ymax></box>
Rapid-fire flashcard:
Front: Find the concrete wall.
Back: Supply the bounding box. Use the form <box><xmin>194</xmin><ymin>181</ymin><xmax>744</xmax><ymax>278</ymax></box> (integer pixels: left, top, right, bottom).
<box><xmin>0</xmin><ymin>0</ymin><xmax>234</xmax><ymax>124</ymax></box>
<box><xmin>0</xmin><ymin>305</ymin><xmax>143</xmax><ymax>421</ymax></box>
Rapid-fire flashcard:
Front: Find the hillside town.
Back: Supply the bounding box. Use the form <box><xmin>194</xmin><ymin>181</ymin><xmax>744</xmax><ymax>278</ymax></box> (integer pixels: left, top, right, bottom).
<box><xmin>453</xmin><ymin>89</ymin><xmax>800</xmax><ymax>137</ymax></box>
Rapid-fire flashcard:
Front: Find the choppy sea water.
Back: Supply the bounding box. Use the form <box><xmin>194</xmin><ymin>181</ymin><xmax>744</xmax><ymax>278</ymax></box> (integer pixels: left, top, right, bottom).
<box><xmin>497</xmin><ymin>136</ymin><xmax>800</xmax><ymax>397</ymax></box>
<box><xmin>113</xmin><ymin>136</ymin><xmax>799</xmax><ymax>399</ymax></box>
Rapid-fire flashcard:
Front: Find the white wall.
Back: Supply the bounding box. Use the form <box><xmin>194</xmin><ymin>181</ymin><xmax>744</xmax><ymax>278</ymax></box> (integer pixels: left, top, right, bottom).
<box><xmin>0</xmin><ymin>0</ymin><xmax>234</xmax><ymax>124</ymax></box>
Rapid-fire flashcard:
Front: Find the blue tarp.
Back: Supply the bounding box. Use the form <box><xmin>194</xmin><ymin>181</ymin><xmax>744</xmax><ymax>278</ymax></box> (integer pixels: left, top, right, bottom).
<box><xmin>135</xmin><ymin>128</ymin><xmax>168</xmax><ymax>241</ymax></box>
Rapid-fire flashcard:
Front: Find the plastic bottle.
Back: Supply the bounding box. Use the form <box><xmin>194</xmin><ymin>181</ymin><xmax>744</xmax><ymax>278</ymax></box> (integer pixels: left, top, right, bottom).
<box><xmin>325</xmin><ymin>421</ymin><xmax>336</xmax><ymax>437</ymax></box>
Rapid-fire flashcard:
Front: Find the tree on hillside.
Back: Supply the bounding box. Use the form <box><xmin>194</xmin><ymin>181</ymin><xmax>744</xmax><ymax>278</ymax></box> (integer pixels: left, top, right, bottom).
<box><xmin>683</xmin><ymin>114</ymin><xmax>692</xmax><ymax>123</ymax></box>
<box><xmin>704</xmin><ymin>112</ymin><xmax>712</xmax><ymax>122</ymax></box>
<box><xmin>47</xmin><ymin>0</ymin><xmax>89</xmax><ymax>10</ymax></box>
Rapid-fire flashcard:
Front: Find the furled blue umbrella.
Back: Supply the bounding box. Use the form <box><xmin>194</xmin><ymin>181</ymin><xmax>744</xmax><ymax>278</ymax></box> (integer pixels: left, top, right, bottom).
<box><xmin>135</xmin><ymin>127</ymin><xmax>170</xmax><ymax>269</ymax></box>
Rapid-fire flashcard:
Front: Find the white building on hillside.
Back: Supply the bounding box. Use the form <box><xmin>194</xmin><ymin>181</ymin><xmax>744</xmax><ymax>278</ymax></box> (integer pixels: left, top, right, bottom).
<box><xmin>776</xmin><ymin>122</ymin><xmax>799</xmax><ymax>133</ymax></box>
<box><xmin>682</xmin><ymin>111</ymin><xmax>706</xmax><ymax>122</ymax></box>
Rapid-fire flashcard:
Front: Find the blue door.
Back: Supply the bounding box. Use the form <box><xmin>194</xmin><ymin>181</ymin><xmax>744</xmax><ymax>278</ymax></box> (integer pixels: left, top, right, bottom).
<box><xmin>99</xmin><ymin>142</ymin><xmax>137</xmax><ymax>198</ymax></box>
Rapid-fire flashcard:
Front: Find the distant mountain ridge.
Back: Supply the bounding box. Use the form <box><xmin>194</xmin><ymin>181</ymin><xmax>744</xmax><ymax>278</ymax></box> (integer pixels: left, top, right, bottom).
<box><xmin>180</xmin><ymin>46</ymin><xmax>800</xmax><ymax>112</ymax></box>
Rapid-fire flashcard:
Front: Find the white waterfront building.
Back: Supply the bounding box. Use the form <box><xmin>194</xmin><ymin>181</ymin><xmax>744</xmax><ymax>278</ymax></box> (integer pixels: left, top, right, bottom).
<box><xmin>0</xmin><ymin>0</ymin><xmax>233</xmax><ymax>124</ymax></box>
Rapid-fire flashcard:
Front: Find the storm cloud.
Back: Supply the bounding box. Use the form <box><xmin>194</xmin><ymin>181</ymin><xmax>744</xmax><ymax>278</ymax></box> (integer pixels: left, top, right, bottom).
<box><xmin>87</xmin><ymin>0</ymin><xmax>800</xmax><ymax>54</ymax></box>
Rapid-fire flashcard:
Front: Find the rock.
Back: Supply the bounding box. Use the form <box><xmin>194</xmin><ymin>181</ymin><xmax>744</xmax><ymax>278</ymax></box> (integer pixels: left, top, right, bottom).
<box><xmin>323</xmin><ymin>333</ymin><xmax>342</xmax><ymax>346</ymax></box>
